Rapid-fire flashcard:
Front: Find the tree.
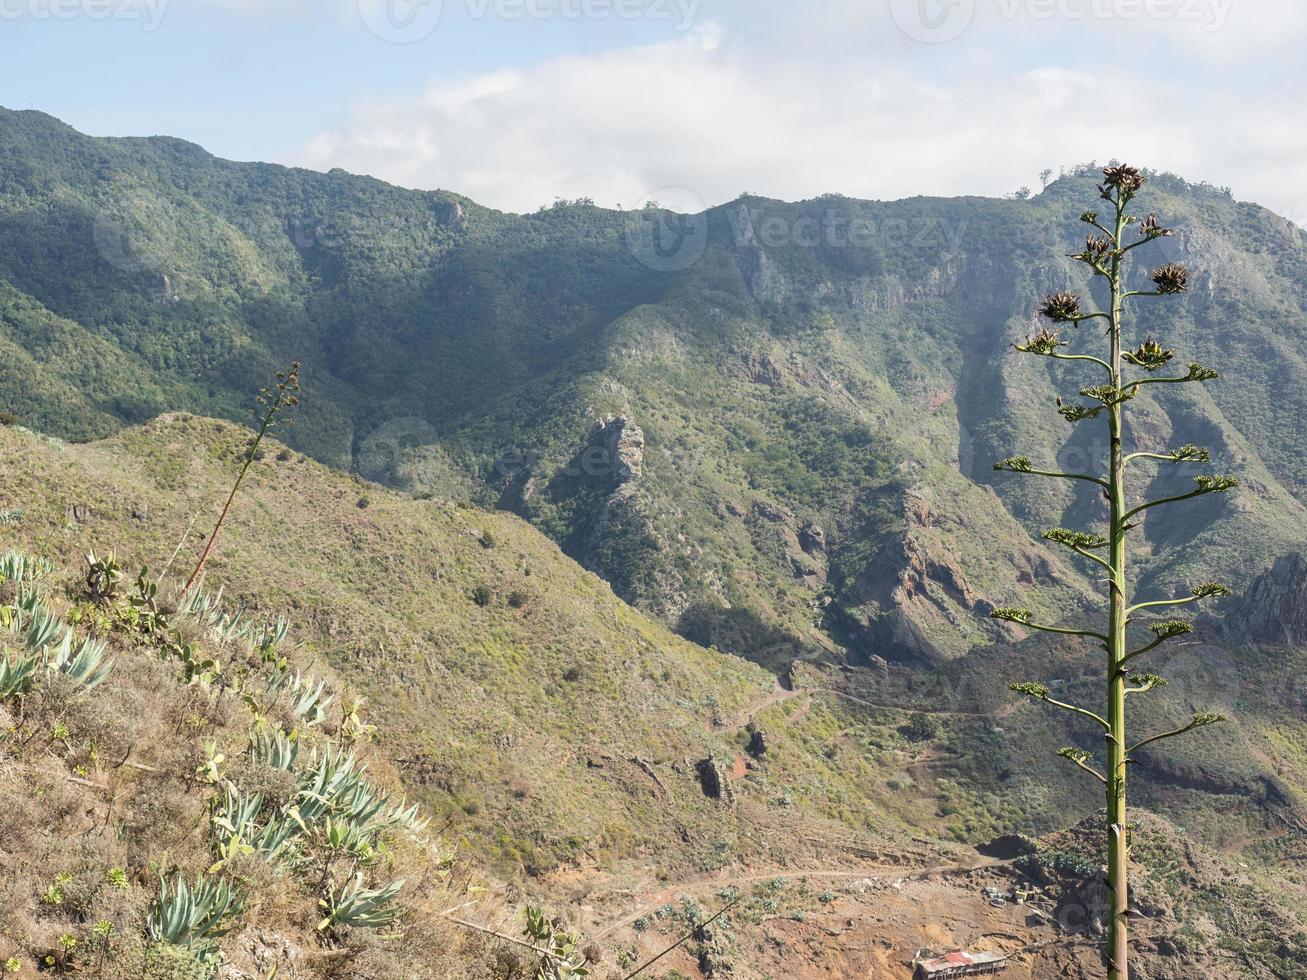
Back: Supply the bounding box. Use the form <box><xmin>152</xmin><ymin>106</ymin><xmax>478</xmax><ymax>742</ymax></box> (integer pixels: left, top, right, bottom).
<box><xmin>1040</xmin><ymin>167</ymin><xmax>1054</xmax><ymax>189</ymax></box>
<box><xmin>989</xmin><ymin>164</ymin><xmax>1234</xmax><ymax>979</ymax></box>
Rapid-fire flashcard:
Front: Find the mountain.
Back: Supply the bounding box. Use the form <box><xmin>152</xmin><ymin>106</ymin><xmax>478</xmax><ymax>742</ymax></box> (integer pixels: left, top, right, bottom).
<box><xmin>3</xmin><ymin>417</ymin><xmax>1305</xmax><ymax>978</ymax></box>
<box><xmin>3</xmin><ymin>107</ymin><xmax>1307</xmax><ymax>677</ymax></box>
<box><xmin>3</xmin><ymin>108</ymin><xmax>1307</xmax><ymax>976</ymax></box>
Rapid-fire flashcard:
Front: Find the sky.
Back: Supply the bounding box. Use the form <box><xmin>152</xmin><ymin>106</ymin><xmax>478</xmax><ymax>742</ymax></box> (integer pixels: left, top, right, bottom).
<box><xmin>3</xmin><ymin>0</ymin><xmax>1306</xmax><ymax>221</ymax></box>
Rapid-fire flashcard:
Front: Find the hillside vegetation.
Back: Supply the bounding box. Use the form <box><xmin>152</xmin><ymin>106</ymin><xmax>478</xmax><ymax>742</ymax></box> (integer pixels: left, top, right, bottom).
<box><xmin>5</xmin><ymin>108</ymin><xmax>1307</xmax><ymax>672</ymax></box>
<box><xmin>3</xmin><ymin>417</ymin><xmax>1305</xmax><ymax>977</ymax></box>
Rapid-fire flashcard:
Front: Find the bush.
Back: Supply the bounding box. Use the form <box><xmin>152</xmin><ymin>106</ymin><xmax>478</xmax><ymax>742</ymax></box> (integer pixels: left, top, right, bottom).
<box><xmin>900</xmin><ymin>712</ymin><xmax>941</xmax><ymax>743</ymax></box>
<box><xmin>471</xmin><ymin>585</ymin><xmax>492</xmax><ymax>607</ymax></box>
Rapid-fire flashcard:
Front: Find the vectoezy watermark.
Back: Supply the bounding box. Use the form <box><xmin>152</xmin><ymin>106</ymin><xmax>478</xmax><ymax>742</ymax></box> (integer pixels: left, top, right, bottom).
<box><xmin>358</xmin><ymin>0</ymin><xmax>700</xmax><ymax>43</ymax></box>
<box><xmin>0</xmin><ymin>0</ymin><xmax>168</xmax><ymax>30</ymax></box>
<box><xmin>624</xmin><ymin>187</ymin><xmax>710</xmax><ymax>272</ymax></box>
<box><xmin>625</xmin><ymin>188</ymin><xmax>970</xmax><ymax>273</ymax></box>
<box><xmin>892</xmin><ymin>0</ymin><xmax>1233</xmax><ymax>44</ymax></box>
<box><xmin>92</xmin><ymin>197</ymin><xmax>173</xmax><ymax>274</ymax></box>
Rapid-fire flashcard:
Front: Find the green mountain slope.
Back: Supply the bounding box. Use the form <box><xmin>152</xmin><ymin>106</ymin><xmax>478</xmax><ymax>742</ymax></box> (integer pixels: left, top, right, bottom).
<box><xmin>3</xmin><ymin>418</ymin><xmax>1305</xmax><ymax>977</ymax></box>
<box><xmin>4</xmin><ymin>108</ymin><xmax>1306</xmax><ymax>675</ymax></box>
<box><xmin>0</xmin><ymin>416</ymin><xmax>783</xmax><ymax>876</ymax></box>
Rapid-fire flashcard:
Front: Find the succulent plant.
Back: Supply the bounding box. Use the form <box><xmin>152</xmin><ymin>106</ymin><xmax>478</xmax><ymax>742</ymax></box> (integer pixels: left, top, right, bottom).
<box><xmin>991</xmin><ymin>164</ymin><xmax>1231</xmax><ymax>979</ymax></box>
<box><xmin>147</xmin><ymin>875</ymin><xmax>243</xmax><ymax>958</ymax></box>
<box><xmin>316</xmin><ymin>872</ymin><xmax>403</xmax><ymax>932</ymax></box>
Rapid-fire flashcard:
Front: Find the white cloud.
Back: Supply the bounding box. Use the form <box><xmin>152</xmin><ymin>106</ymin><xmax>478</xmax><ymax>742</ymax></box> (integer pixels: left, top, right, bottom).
<box><xmin>288</xmin><ymin>11</ymin><xmax>1307</xmax><ymax>221</ymax></box>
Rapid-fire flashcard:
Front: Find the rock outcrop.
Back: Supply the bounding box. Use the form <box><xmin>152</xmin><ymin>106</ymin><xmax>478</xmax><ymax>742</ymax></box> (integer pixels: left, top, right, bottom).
<box><xmin>1224</xmin><ymin>552</ymin><xmax>1307</xmax><ymax>646</ymax></box>
<box><xmin>696</xmin><ymin>757</ymin><xmax>735</xmax><ymax>803</ymax></box>
<box><xmin>599</xmin><ymin>415</ymin><xmax>645</xmax><ymax>489</ymax></box>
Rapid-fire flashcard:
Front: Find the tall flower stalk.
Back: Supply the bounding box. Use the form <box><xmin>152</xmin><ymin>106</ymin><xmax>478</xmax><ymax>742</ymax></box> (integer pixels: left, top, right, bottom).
<box><xmin>990</xmin><ymin>165</ymin><xmax>1234</xmax><ymax>978</ymax></box>
<box><xmin>179</xmin><ymin>362</ymin><xmax>300</xmax><ymax>600</ymax></box>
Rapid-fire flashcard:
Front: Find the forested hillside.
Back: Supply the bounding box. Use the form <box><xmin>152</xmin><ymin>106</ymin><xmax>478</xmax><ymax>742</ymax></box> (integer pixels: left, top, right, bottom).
<box><xmin>4</xmin><ymin>108</ymin><xmax>1307</xmax><ymax>675</ymax></box>
<box><xmin>3</xmin><ymin>108</ymin><xmax>1307</xmax><ymax>976</ymax></box>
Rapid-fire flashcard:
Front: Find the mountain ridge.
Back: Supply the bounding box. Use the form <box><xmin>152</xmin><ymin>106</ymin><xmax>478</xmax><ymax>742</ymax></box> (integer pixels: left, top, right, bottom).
<box><xmin>3</xmin><ymin>106</ymin><xmax>1306</xmax><ymax>672</ymax></box>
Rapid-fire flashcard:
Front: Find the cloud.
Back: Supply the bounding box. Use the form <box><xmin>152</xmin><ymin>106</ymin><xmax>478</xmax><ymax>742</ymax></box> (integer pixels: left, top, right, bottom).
<box><xmin>288</xmin><ymin>13</ymin><xmax>1307</xmax><ymax>222</ymax></box>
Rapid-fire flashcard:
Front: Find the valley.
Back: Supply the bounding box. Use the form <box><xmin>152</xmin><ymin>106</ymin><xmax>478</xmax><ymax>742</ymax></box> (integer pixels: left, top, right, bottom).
<box><xmin>1</xmin><ymin>109</ymin><xmax>1306</xmax><ymax>977</ymax></box>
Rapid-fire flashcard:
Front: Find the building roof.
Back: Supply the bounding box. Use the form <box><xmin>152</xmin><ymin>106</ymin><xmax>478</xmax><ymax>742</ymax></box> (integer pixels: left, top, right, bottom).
<box><xmin>917</xmin><ymin>949</ymin><xmax>1008</xmax><ymax>972</ymax></box>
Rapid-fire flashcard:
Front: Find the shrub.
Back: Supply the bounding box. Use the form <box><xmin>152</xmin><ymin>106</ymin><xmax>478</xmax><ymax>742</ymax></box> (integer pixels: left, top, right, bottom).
<box><xmin>900</xmin><ymin>712</ymin><xmax>941</xmax><ymax>743</ymax></box>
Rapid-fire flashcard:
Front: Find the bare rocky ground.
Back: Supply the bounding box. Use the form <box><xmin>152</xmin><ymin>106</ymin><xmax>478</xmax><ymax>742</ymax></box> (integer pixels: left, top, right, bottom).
<box><xmin>535</xmin><ymin>804</ymin><xmax>1304</xmax><ymax>980</ymax></box>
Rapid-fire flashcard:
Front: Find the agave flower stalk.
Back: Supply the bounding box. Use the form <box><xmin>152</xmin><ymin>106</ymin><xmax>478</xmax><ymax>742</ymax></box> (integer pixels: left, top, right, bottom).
<box><xmin>179</xmin><ymin>362</ymin><xmax>300</xmax><ymax>601</ymax></box>
<box><xmin>991</xmin><ymin>164</ymin><xmax>1235</xmax><ymax>979</ymax></box>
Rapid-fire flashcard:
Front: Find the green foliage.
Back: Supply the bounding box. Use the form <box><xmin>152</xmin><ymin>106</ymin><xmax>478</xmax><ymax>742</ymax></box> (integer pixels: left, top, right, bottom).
<box><xmin>1167</xmin><ymin>444</ymin><xmax>1210</xmax><ymax>463</ymax></box>
<box><xmin>900</xmin><ymin>711</ymin><xmax>941</xmax><ymax>743</ymax></box>
<box><xmin>146</xmin><ymin>875</ymin><xmax>243</xmax><ymax>960</ymax></box>
<box><xmin>1058</xmin><ymin>403</ymin><xmax>1103</xmax><ymax>423</ymax></box>
<box><xmin>316</xmin><ymin>872</ymin><xmax>403</xmax><ymax>932</ymax></box>
<box><xmin>1010</xmin><ymin>682</ymin><xmax>1050</xmax><ymax>699</ymax></box>
<box><xmin>1147</xmin><ymin>620</ymin><xmax>1192</xmax><ymax>640</ymax></box>
<box><xmin>1014</xmin><ymin>328</ymin><xmax>1067</xmax><ymax>356</ymax></box>
<box><xmin>0</xmin><ymin>651</ymin><xmax>39</xmax><ymax>697</ymax></box>
<box><xmin>1043</xmin><ymin>528</ymin><xmax>1109</xmax><ymax>550</ymax></box>
<box><xmin>993</xmin><ymin>456</ymin><xmax>1033</xmax><ymax>473</ymax></box>
<box><xmin>84</xmin><ymin>548</ymin><xmax>123</xmax><ymax>603</ymax></box>
<box><xmin>1122</xmin><ymin>338</ymin><xmax>1174</xmax><ymax>370</ymax></box>
<box><xmin>524</xmin><ymin>906</ymin><xmax>590</xmax><ymax>980</ymax></box>
<box><xmin>1193</xmin><ymin>475</ymin><xmax>1239</xmax><ymax>495</ymax></box>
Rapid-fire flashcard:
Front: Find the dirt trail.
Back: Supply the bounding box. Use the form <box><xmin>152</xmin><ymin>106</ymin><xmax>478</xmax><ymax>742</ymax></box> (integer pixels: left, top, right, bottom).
<box><xmin>821</xmin><ymin>688</ymin><xmax>1000</xmax><ymax>718</ymax></box>
<box><xmin>714</xmin><ymin>680</ymin><xmax>805</xmax><ymax>733</ymax></box>
<box><xmin>716</xmin><ymin>677</ymin><xmax>1010</xmax><ymax>738</ymax></box>
<box><xmin>593</xmin><ymin>857</ymin><xmax>1007</xmax><ymax>939</ymax></box>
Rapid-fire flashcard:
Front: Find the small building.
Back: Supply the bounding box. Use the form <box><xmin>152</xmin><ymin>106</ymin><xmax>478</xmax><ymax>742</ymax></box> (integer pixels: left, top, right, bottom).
<box><xmin>914</xmin><ymin>949</ymin><xmax>1009</xmax><ymax>978</ymax></box>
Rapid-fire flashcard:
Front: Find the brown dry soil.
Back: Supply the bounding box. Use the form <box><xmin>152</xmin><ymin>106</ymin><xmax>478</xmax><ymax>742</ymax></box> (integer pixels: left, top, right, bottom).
<box><xmin>564</xmin><ymin>862</ymin><xmax>1208</xmax><ymax>979</ymax></box>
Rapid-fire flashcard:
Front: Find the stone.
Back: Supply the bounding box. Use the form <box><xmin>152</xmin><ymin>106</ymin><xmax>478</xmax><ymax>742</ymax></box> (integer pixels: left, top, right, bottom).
<box><xmin>695</xmin><ymin>757</ymin><xmax>734</xmax><ymax>803</ymax></box>
<box><xmin>1226</xmin><ymin>552</ymin><xmax>1307</xmax><ymax>645</ymax></box>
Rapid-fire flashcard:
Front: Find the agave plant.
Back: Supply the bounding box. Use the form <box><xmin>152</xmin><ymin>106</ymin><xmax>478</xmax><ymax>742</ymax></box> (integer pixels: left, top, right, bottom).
<box><xmin>177</xmin><ymin>585</ymin><xmax>253</xmax><ymax>646</ymax></box>
<box><xmin>0</xmin><ymin>550</ymin><xmax>52</xmax><ymax>585</ymax></box>
<box><xmin>254</xmin><ymin>617</ymin><xmax>289</xmax><ymax>659</ymax></box>
<box><xmin>291</xmin><ymin>747</ymin><xmax>365</xmax><ymax>826</ymax></box>
<box><xmin>212</xmin><ymin>787</ymin><xmax>263</xmax><ymax>843</ymax></box>
<box><xmin>296</xmin><ymin>749</ymin><xmax>394</xmax><ymax>829</ymax></box>
<box><xmin>319</xmin><ymin>815</ymin><xmax>377</xmax><ymax>862</ymax></box>
<box><xmin>386</xmin><ymin>800</ymin><xmax>430</xmax><ymax>836</ymax></box>
<box><xmin>251</xmin><ymin>810</ymin><xmax>303</xmax><ymax>865</ymax></box>
<box><xmin>50</xmin><ymin>632</ymin><xmax>116</xmax><ymax>692</ymax></box>
<box><xmin>13</xmin><ymin>601</ymin><xmax>61</xmax><ymax>653</ymax></box>
<box><xmin>316</xmin><ymin>872</ymin><xmax>403</xmax><ymax>932</ymax></box>
<box><xmin>249</xmin><ymin>729</ymin><xmax>300</xmax><ymax>771</ymax></box>
<box><xmin>0</xmin><ymin>651</ymin><xmax>40</xmax><ymax>698</ymax></box>
<box><xmin>147</xmin><ymin>874</ymin><xmax>243</xmax><ymax>957</ymax></box>
<box><xmin>209</xmin><ymin>786</ymin><xmax>305</xmax><ymax>870</ymax></box>
<box><xmin>286</xmin><ymin>672</ymin><xmax>333</xmax><ymax>726</ymax></box>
